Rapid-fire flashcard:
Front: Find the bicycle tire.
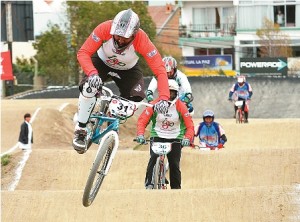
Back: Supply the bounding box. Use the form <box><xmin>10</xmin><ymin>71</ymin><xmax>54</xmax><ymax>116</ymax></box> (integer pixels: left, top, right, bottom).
<box><xmin>153</xmin><ymin>157</ymin><xmax>163</xmax><ymax>189</ymax></box>
<box><xmin>236</xmin><ymin>110</ymin><xmax>240</xmax><ymax>123</ymax></box>
<box><xmin>82</xmin><ymin>132</ymin><xmax>116</xmax><ymax>207</ymax></box>
<box><xmin>86</xmin><ymin>118</ymin><xmax>99</xmax><ymax>149</ymax></box>
<box><xmin>99</xmin><ymin>100</ymin><xmax>109</xmax><ymax>114</ymax></box>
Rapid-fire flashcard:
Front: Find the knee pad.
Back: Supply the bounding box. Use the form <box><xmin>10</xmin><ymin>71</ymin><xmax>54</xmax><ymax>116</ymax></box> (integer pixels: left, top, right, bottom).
<box><xmin>77</xmin><ymin>92</ymin><xmax>96</xmax><ymax>124</ymax></box>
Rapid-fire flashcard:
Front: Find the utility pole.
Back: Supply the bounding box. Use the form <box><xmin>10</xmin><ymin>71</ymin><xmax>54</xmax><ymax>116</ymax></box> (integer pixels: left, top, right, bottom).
<box><xmin>6</xmin><ymin>1</ymin><xmax>13</xmax><ymax>61</ymax></box>
<box><xmin>2</xmin><ymin>2</ymin><xmax>13</xmax><ymax>97</ymax></box>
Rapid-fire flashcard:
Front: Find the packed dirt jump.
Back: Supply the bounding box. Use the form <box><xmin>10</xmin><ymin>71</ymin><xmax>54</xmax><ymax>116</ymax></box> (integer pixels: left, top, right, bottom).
<box><xmin>1</xmin><ymin>77</ymin><xmax>300</xmax><ymax>222</ymax></box>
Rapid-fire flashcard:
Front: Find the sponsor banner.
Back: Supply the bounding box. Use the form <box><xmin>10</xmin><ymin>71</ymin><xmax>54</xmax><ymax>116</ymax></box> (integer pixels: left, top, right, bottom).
<box><xmin>1</xmin><ymin>51</ymin><xmax>14</xmax><ymax>80</ymax></box>
<box><xmin>240</xmin><ymin>57</ymin><xmax>287</xmax><ymax>76</ymax></box>
<box><xmin>181</xmin><ymin>55</ymin><xmax>234</xmax><ymax>76</ymax></box>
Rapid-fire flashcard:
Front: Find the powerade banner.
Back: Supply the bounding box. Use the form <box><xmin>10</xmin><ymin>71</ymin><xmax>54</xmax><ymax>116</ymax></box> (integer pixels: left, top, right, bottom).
<box><xmin>181</xmin><ymin>55</ymin><xmax>234</xmax><ymax>76</ymax></box>
<box><xmin>240</xmin><ymin>57</ymin><xmax>287</xmax><ymax>76</ymax></box>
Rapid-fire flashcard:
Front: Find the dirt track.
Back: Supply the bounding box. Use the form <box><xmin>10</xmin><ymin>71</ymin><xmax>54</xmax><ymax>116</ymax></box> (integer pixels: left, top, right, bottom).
<box><xmin>1</xmin><ymin>98</ymin><xmax>300</xmax><ymax>222</ymax></box>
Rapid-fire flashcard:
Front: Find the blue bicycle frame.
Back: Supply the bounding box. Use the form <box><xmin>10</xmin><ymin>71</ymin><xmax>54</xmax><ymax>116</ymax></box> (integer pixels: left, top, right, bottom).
<box><xmin>89</xmin><ymin>115</ymin><xmax>119</xmax><ymax>144</ymax></box>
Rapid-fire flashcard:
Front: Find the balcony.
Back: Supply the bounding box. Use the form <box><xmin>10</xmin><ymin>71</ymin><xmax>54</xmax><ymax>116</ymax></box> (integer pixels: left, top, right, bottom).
<box><xmin>179</xmin><ymin>23</ymin><xmax>237</xmax><ymax>38</ymax></box>
<box><xmin>179</xmin><ymin>23</ymin><xmax>236</xmax><ymax>48</ymax></box>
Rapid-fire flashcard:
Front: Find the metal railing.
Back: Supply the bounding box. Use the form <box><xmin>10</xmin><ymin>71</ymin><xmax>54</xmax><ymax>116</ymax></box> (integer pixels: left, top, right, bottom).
<box><xmin>179</xmin><ymin>23</ymin><xmax>237</xmax><ymax>38</ymax></box>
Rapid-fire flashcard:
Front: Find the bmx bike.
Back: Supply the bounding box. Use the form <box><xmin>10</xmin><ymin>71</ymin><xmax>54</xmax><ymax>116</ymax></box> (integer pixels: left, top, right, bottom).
<box><xmin>82</xmin><ymin>86</ymin><xmax>151</xmax><ymax>207</ymax></box>
<box><xmin>234</xmin><ymin>100</ymin><xmax>245</xmax><ymax>124</ymax></box>
<box><xmin>137</xmin><ymin>140</ymin><xmax>181</xmax><ymax>189</ymax></box>
<box><xmin>191</xmin><ymin>142</ymin><xmax>224</xmax><ymax>151</ymax></box>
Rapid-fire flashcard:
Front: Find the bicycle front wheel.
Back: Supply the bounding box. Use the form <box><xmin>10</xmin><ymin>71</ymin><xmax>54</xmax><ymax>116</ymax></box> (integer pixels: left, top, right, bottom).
<box><xmin>153</xmin><ymin>157</ymin><xmax>163</xmax><ymax>189</ymax></box>
<box><xmin>86</xmin><ymin>117</ymin><xmax>99</xmax><ymax>149</ymax></box>
<box><xmin>82</xmin><ymin>131</ymin><xmax>116</xmax><ymax>207</ymax></box>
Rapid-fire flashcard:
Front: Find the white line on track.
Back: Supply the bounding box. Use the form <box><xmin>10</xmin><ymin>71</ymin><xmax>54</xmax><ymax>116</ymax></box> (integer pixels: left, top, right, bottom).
<box><xmin>2</xmin><ymin>104</ymin><xmax>69</xmax><ymax>191</ymax></box>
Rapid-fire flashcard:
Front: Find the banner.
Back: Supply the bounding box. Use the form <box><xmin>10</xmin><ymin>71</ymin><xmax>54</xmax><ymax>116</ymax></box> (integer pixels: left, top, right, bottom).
<box><xmin>1</xmin><ymin>51</ymin><xmax>14</xmax><ymax>80</ymax></box>
<box><xmin>240</xmin><ymin>57</ymin><xmax>287</xmax><ymax>76</ymax></box>
<box><xmin>181</xmin><ymin>55</ymin><xmax>235</xmax><ymax>76</ymax></box>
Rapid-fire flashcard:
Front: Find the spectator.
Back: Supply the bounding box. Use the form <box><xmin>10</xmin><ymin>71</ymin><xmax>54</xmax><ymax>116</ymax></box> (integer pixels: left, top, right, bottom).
<box><xmin>18</xmin><ymin>113</ymin><xmax>33</xmax><ymax>150</ymax></box>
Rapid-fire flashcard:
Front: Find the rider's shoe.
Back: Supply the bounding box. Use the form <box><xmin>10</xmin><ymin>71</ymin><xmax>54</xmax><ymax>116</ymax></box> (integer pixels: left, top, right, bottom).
<box><xmin>146</xmin><ymin>184</ymin><xmax>154</xmax><ymax>189</ymax></box>
<box><xmin>165</xmin><ymin>178</ymin><xmax>169</xmax><ymax>185</ymax></box>
<box><xmin>72</xmin><ymin>126</ymin><xmax>87</xmax><ymax>154</ymax></box>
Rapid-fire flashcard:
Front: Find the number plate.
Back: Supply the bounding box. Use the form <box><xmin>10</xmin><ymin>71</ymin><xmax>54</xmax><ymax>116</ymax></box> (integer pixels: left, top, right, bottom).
<box><xmin>109</xmin><ymin>98</ymin><xmax>135</xmax><ymax>118</ymax></box>
<box><xmin>235</xmin><ymin>100</ymin><xmax>243</xmax><ymax>107</ymax></box>
<box><xmin>151</xmin><ymin>142</ymin><xmax>172</xmax><ymax>155</ymax></box>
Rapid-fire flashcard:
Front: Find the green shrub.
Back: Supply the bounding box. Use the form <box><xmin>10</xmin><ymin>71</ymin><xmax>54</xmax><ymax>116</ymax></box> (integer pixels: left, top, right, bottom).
<box><xmin>1</xmin><ymin>154</ymin><xmax>11</xmax><ymax>166</ymax></box>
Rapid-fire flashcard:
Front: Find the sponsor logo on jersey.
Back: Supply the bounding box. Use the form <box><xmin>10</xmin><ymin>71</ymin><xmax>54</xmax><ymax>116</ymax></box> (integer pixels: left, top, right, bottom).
<box><xmin>108</xmin><ymin>71</ymin><xmax>121</xmax><ymax>79</ymax></box>
<box><xmin>92</xmin><ymin>32</ymin><xmax>100</xmax><ymax>42</ymax></box>
<box><xmin>134</xmin><ymin>84</ymin><xmax>142</xmax><ymax>92</ymax></box>
<box><xmin>147</xmin><ymin>49</ymin><xmax>157</xmax><ymax>58</ymax></box>
<box><xmin>184</xmin><ymin>112</ymin><xmax>190</xmax><ymax>117</ymax></box>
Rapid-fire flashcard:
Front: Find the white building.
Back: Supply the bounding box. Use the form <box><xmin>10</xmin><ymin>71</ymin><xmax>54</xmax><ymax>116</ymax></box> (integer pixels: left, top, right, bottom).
<box><xmin>179</xmin><ymin>0</ymin><xmax>300</xmax><ymax>72</ymax></box>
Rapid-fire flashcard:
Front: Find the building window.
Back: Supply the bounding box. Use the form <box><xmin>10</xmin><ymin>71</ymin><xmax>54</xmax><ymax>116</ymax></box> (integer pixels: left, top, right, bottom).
<box><xmin>274</xmin><ymin>5</ymin><xmax>295</xmax><ymax>27</ymax></box>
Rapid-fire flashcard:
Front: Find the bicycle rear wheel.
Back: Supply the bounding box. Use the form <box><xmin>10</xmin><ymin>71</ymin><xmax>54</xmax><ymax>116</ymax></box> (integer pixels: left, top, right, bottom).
<box><xmin>82</xmin><ymin>131</ymin><xmax>116</xmax><ymax>207</ymax></box>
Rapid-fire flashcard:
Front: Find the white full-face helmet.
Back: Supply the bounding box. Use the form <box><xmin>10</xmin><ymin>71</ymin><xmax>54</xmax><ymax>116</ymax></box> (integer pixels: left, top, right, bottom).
<box><xmin>110</xmin><ymin>8</ymin><xmax>140</xmax><ymax>38</ymax></box>
<box><xmin>168</xmin><ymin>79</ymin><xmax>179</xmax><ymax>101</ymax></box>
<box><xmin>237</xmin><ymin>75</ymin><xmax>246</xmax><ymax>83</ymax></box>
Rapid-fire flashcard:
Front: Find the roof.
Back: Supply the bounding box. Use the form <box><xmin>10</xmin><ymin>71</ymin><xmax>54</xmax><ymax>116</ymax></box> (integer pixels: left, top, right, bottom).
<box><xmin>147</xmin><ymin>5</ymin><xmax>173</xmax><ymax>32</ymax></box>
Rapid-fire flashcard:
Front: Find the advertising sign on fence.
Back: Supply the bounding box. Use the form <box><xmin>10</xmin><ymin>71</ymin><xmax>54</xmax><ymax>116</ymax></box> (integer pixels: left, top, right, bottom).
<box><xmin>1</xmin><ymin>51</ymin><xmax>14</xmax><ymax>80</ymax></box>
<box><xmin>240</xmin><ymin>57</ymin><xmax>287</xmax><ymax>76</ymax></box>
<box><xmin>181</xmin><ymin>55</ymin><xmax>235</xmax><ymax>76</ymax></box>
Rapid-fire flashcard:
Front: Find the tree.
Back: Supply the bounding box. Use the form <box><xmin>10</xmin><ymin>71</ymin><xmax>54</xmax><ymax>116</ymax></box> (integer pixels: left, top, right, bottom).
<box><xmin>33</xmin><ymin>25</ymin><xmax>72</xmax><ymax>85</ymax></box>
<box><xmin>13</xmin><ymin>56</ymin><xmax>35</xmax><ymax>84</ymax></box>
<box><xmin>256</xmin><ymin>17</ymin><xmax>293</xmax><ymax>57</ymax></box>
<box><xmin>66</xmin><ymin>1</ymin><xmax>157</xmax><ymax>84</ymax></box>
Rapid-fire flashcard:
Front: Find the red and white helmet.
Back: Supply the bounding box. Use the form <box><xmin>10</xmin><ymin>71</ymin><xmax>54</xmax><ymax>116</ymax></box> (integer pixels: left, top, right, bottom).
<box><xmin>110</xmin><ymin>9</ymin><xmax>140</xmax><ymax>38</ymax></box>
<box><xmin>163</xmin><ymin>56</ymin><xmax>177</xmax><ymax>73</ymax></box>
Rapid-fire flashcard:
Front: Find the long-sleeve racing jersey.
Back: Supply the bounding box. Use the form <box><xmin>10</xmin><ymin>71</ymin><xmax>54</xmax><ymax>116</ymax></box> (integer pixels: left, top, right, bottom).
<box><xmin>195</xmin><ymin>122</ymin><xmax>226</xmax><ymax>147</ymax></box>
<box><xmin>77</xmin><ymin>20</ymin><xmax>169</xmax><ymax>100</ymax></box>
<box><xmin>229</xmin><ymin>82</ymin><xmax>253</xmax><ymax>100</ymax></box>
<box><xmin>137</xmin><ymin>99</ymin><xmax>194</xmax><ymax>140</ymax></box>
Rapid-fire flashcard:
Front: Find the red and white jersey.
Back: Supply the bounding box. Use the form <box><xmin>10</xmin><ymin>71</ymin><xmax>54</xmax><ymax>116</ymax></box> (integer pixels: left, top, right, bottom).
<box><xmin>137</xmin><ymin>99</ymin><xmax>195</xmax><ymax>140</ymax></box>
<box><xmin>77</xmin><ymin>20</ymin><xmax>169</xmax><ymax>100</ymax></box>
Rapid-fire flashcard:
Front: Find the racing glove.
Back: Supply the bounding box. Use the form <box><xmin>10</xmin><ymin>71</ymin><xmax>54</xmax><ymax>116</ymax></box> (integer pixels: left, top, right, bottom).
<box><xmin>146</xmin><ymin>90</ymin><xmax>154</xmax><ymax>102</ymax></box>
<box><xmin>136</xmin><ymin>135</ymin><xmax>146</xmax><ymax>144</ymax></box>
<box><xmin>154</xmin><ymin>100</ymin><xmax>169</xmax><ymax>115</ymax></box>
<box><xmin>181</xmin><ymin>138</ymin><xmax>190</xmax><ymax>147</ymax></box>
<box><xmin>180</xmin><ymin>93</ymin><xmax>194</xmax><ymax>103</ymax></box>
<box><xmin>88</xmin><ymin>74</ymin><xmax>102</xmax><ymax>90</ymax></box>
<box><xmin>217</xmin><ymin>143</ymin><xmax>224</xmax><ymax>149</ymax></box>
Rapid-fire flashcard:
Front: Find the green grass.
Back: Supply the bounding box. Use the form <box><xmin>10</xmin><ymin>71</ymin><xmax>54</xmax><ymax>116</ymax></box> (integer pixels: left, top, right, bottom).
<box><xmin>1</xmin><ymin>154</ymin><xmax>11</xmax><ymax>166</ymax></box>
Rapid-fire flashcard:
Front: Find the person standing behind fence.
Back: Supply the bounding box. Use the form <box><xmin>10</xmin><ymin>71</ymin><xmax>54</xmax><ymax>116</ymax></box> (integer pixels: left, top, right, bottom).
<box><xmin>18</xmin><ymin>113</ymin><xmax>33</xmax><ymax>151</ymax></box>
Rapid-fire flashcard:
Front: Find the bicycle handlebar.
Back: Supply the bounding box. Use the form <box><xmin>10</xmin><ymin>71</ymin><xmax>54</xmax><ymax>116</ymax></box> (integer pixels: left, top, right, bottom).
<box><xmin>101</xmin><ymin>86</ymin><xmax>153</xmax><ymax>109</ymax></box>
